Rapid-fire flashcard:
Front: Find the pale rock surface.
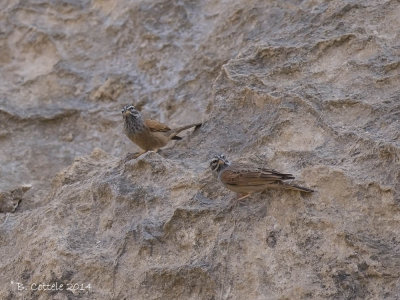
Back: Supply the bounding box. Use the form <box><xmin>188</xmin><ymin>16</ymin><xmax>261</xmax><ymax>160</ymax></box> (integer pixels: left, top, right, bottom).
<box><xmin>1</xmin><ymin>0</ymin><xmax>400</xmax><ymax>299</ymax></box>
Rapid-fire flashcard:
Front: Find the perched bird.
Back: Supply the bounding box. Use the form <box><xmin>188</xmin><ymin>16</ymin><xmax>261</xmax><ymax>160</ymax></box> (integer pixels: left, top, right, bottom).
<box><xmin>210</xmin><ymin>154</ymin><xmax>314</xmax><ymax>200</ymax></box>
<box><xmin>122</xmin><ymin>105</ymin><xmax>201</xmax><ymax>158</ymax></box>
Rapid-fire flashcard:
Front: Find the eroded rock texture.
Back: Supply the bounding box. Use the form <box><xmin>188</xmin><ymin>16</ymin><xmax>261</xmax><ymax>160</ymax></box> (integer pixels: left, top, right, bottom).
<box><xmin>1</xmin><ymin>0</ymin><xmax>400</xmax><ymax>299</ymax></box>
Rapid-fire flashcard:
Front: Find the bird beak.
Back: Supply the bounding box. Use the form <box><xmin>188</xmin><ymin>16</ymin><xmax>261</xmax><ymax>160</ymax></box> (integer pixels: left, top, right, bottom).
<box><xmin>217</xmin><ymin>159</ymin><xmax>224</xmax><ymax>166</ymax></box>
<box><xmin>123</xmin><ymin>110</ymin><xmax>130</xmax><ymax>116</ymax></box>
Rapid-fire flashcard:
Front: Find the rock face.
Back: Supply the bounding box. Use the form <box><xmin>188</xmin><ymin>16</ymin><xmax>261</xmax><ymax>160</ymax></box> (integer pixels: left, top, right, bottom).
<box><xmin>0</xmin><ymin>185</ymin><xmax>31</xmax><ymax>213</ymax></box>
<box><xmin>1</xmin><ymin>0</ymin><xmax>400</xmax><ymax>299</ymax></box>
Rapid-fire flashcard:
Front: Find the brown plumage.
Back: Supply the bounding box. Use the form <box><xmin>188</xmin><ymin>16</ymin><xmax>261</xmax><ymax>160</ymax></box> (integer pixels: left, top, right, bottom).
<box><xmin>144</xmin><ymin>119</ymin><xmax>189</xmax><ymax>140</ymax></box>
<box><xmin>210</xmin><ymin>154</ymin><xmax>314</xmax><ymax>200</ymax></box>
<box><xmin>122</xmin><ymin>105</ymin><xmax>201</xmax><ymax>158</ymax></box>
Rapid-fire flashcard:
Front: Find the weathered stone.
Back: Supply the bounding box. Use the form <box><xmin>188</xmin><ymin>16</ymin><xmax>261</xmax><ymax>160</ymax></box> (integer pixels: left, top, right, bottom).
<box><xmin>1</xmin><ymin>0</ymin><xmax>400</xmax><ymax>299</ymax></box>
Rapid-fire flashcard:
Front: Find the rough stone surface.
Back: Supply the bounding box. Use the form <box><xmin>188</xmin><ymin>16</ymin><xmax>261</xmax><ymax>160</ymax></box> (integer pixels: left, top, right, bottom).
<box><xmin>0</xmin><ymin>185</ymin><xmax>31</xmax><ymax>213</ymax></box>
<box><xmin>1</xmin><ymin>0</ymin><xmax>400</xmax><ymax>299</ymax></box>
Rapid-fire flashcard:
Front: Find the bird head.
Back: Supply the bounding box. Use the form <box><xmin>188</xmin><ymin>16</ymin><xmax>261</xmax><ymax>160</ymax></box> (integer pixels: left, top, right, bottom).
<box><xmin>122</xmin><ymin>105</ymin><xmax>141</xmax><ymax>119</ymax></box>
<box><xmin>210</xmin><ymin>154</ymin><xmax>230</xmax><ymax>174</ymax></box>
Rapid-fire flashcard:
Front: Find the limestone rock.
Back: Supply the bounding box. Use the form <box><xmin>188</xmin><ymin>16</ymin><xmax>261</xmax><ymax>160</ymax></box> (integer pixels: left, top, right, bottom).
<box><xmin>1</xmin><ymin>0</ymin><xmax>400</xmax><ymax>299</ymax></box>
<box><xmin>0</xmin><ymin>185</ymin><xmax>31</xmax><ymax>213</ymax></box>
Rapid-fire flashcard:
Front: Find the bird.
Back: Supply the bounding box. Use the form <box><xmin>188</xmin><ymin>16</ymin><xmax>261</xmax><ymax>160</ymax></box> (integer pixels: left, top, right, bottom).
<box><xmin>122</xmin><ymin>105</ymin><xmax>201</xmax><ymax>158</ymax></box>
<box><xmin>210</xmin><ymin>154</ymin><xmax>314</xmax><ymax>200</ymax></box>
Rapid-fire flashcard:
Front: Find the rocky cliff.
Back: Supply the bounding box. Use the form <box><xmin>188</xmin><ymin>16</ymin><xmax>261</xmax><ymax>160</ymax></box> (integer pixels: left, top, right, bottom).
<box><xmin>1</xmin><ymin>0</ymin><xmax>399</xmax><ymax>299</ymax></box>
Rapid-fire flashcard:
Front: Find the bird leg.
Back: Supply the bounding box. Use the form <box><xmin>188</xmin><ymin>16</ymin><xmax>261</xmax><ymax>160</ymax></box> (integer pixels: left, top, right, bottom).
<box><xmin>124</xmin><ymin>150</ymin><xmax>147</xmax><ymax>162</ymax></box>
<box><xmin>226</xmin><ymin>193</ymin><xmax>251</xmax><ymax>211</ymax></box>
<box><xmin>133</xmin><ymin>150</ymin><xmax>147</xmax><ymax>159</ymax></box>
<box><xmin>236</xmin><ymin>193</ymin><xmax>251</xmax><ymax>201</ymax></box>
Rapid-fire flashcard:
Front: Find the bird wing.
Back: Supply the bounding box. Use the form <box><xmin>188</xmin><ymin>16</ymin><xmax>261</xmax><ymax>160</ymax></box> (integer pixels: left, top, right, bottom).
<box><xmin>256</xmin><ymin>167</ymin><xmax>294</xmax><ymax>180</ymax></box>
<box><xmin>220</xmin><ymin>165</ymin><xmax>294</xmax><ymax>186</ymax></box>
<box><xmin>145</xmin><ymin>119</ymin><xmax>171</xmax><ymax>132</ymax></box>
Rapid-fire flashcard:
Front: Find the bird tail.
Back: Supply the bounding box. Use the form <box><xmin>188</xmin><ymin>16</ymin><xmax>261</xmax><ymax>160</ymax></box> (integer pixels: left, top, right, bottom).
<box><xmin>169</xmin><ymin>122</ymin><xmax>202</xmax><ymax>139</ymax></box>
<box><xmin>282</xmin><ymin>183</ymin><xmax>314</xmax><ymax>193</ymax></box>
